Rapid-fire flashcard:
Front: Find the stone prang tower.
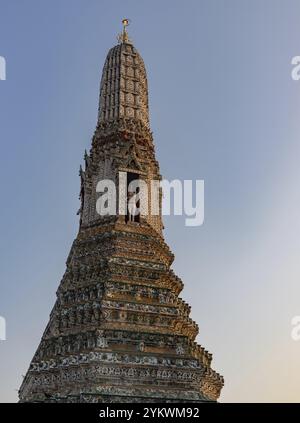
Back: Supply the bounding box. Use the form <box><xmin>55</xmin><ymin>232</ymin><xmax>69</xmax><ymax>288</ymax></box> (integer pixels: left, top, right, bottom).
<box><xmin>19</xmin><ymin>21</ymin><xmax>223</xmax><ymax>403</ymax></box>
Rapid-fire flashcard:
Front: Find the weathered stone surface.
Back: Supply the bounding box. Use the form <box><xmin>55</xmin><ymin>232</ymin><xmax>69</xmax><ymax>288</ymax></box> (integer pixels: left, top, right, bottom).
<box><xmin>19</xmin><ymin>28</ymin><xmax>223</xmax><ymax>403</ymax></box>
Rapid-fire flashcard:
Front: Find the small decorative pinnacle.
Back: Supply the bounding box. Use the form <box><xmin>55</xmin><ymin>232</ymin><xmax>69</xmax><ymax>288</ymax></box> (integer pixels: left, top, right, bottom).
<box><xmin>117</xmin><ymin>18</ymin><xmax>132</xmax><ymax>44</ymax></box>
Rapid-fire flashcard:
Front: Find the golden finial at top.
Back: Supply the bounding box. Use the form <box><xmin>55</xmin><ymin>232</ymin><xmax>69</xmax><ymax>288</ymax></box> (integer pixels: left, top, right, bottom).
<box><xmin>117</xmin><ymin>18</ymin><xmax>132</xmax><ymax>44</ymax></box>
<box><xmin>122</xmin><ymin>18</ymin><xmax>130</xmax><ymax>28</ymax></box>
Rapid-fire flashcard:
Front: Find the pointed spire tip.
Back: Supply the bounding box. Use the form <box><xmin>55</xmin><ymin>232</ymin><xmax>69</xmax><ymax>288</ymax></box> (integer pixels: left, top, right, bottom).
<box><xmin>117</xmin><ymin>18</ymin><xmax>132</xmax><ymax>44</ymax></box>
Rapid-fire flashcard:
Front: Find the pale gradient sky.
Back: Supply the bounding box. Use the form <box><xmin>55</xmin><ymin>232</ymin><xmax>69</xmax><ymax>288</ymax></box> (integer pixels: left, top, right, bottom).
<box><xmin>1</xmin><ymin>0</ymin><xmax>300</xmax><ymax>402</ymax></box>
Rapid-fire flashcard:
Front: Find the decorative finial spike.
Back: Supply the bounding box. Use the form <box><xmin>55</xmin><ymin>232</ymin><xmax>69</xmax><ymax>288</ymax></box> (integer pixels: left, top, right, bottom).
<box><xmin>122</xmin><ymin>18</ymin><xmax>130</xmax><ymax>28</ymax></box>
<box><xmin>117</xmin><ymin>18</ymin><xmax>132</xmax><ymax>44</ymax></box>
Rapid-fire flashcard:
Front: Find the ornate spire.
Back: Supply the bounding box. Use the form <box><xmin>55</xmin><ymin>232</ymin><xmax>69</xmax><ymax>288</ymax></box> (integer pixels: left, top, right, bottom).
<box><xmin>98</xmin><ymin>22</ymin><xmax>150</xmax><ymax>128</ymax></box>
<box><xmin>117</xmin><ymin>18</ymin><xmax>132</xmax><ymax>44</ymax></box>
<box><xmin>19</xmin><ymin>22</ymin><xmax>224</xmax><ymax>404</ymax></box>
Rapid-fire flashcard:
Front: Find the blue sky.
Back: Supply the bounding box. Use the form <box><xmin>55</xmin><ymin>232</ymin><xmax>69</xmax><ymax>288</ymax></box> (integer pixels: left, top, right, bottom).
<box><xmin>1</xmin><ymin>0</ymin><xmax>300</xmax><ymax>402</ymax></box>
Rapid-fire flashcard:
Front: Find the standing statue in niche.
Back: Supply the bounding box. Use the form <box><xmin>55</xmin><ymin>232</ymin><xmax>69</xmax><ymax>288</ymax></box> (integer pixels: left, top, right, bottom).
<box><xmin>128</xmin><ymin>190</ymin><xmax>137</xmax><ymax>222</ymax></box>
<box><xmin>127</xmin><ymin>186</ymin><xmax>140</xmax><ymax>223</ymax></box>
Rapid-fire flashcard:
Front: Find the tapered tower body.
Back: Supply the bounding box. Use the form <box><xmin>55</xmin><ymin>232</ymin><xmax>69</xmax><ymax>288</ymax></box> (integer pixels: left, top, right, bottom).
<box><xmin>19</xmin><ymin>23</ymin><xmax>223</xmax><ymax>403</ymax></box>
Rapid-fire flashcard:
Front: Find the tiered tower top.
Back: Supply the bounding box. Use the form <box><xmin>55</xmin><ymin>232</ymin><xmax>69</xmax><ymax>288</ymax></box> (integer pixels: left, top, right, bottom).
<box><xmin>98</xmin><ymin>20</ymin><xmax>150</xmax><ymax>129</ymax></box>
<box><xmin>18</xmin><ymin>20</ymin><xmax>224</xmax><ymax>403</ymax></box>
